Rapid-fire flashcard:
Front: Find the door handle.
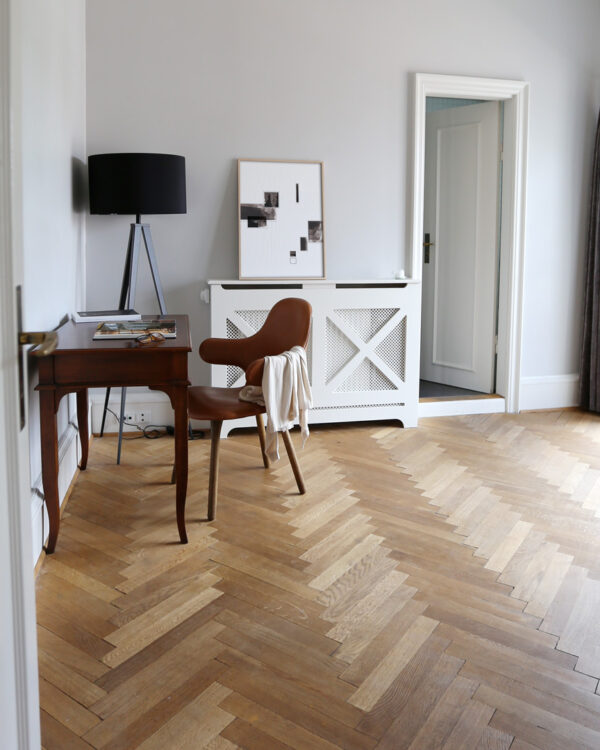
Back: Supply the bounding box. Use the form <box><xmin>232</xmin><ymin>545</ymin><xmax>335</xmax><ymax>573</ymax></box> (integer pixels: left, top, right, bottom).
<box><xmin>423</xmin><ymin>233</ymin><xmax>435</xmax><ymax>264</ymax></box>
<box><xmin>18</xmin><ymin>330</ymin><xmax>58</xmax><ymax>356</ymax></box>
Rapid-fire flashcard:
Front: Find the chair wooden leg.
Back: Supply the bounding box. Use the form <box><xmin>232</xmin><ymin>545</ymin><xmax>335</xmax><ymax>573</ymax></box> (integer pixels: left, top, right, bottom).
<box><xmin>170</xmin><ymin>464</ymin><xmax>176</xmax><ymax>484</ymax></box>
<box><xmin>255</xmin><ymin>414</ymin><xmax>270</xmax><ymax>469</ymax></box>
<box><xmin>208</xmin><ymin>420</ymin><xmax>223</xmax><ymax>520</ymax></box>
<box><xmin>281</xmin><ymin>430</ymin><xmax>306</xmax><ymax>494</ymax></box>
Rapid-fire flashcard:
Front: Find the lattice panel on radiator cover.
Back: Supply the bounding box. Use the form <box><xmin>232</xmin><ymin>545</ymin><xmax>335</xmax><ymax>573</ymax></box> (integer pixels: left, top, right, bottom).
<box><xmin>335</xmin><ymin>307</ymin><xmax>398</xmax><ymax>342</ymax></box>
<box><xmin>225</xmin><ymin>318</ymin><xmax>245</xmax><ymax>387</ymax></box>
<box><xmin>225</xmin><ymin>310</ymin><xmax>313</xmax><ymax>387</ymax></box>
<box><xmin>236</xmin><ymin>309</ymin><xmax>269</xmax><ymax>331</ymax></box>
<box><xmin>375</xmin><ymin>315</ymin><xmax>407</xmax><ymax>382</ymax></box>
<box><xmin>335</xmin><ymin>358</ymin><xmax>396</xmax><ymax>392</ymax></box>
<box><xmin>326</xmin><ymin>319</ymin><xmax>359</xmax><ymax>383</ymax></box>
<box><xmin>305</xmin><ymin>324</ymin><xmax>313</xmax><ymax>377</ymax></box>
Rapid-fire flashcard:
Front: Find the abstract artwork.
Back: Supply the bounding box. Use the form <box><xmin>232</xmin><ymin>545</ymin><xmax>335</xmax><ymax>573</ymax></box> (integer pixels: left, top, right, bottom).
<box><xmin>238</xmin><ymin>159</ymin><xmax>325</xmax><ymax>279</ymax></box>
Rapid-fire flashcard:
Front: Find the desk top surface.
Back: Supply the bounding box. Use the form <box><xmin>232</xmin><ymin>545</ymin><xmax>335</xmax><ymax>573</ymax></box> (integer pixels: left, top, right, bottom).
<box><xmin>52</xmin><ymin>315</ymin><xmax>192</xmax><ymax>355</ymax></box>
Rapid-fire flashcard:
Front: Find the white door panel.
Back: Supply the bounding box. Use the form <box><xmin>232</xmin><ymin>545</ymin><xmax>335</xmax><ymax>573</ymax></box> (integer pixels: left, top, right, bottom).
<box><xmin>421</xmin><ymin>101</ymin><xmax>500</xmax><ymax>393</ymax></box>
<box><xmin>0</xmin><ymin>0</ymin><xmax>41</xmax><ymax>745</ymax></box>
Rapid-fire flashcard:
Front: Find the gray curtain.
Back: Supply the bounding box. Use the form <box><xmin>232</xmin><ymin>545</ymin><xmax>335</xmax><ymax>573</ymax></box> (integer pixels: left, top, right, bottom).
<box><xmin>581</xmin><ymin>110</ymin><xmax>600</xmax><ymax>412</ymax></box>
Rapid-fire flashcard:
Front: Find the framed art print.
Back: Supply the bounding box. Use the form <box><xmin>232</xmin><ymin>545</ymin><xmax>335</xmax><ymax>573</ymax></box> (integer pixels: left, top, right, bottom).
<box><xmin>238</xmin><ymin>159</ymin><xmax>326</xmax><ymax>279</ymax></box>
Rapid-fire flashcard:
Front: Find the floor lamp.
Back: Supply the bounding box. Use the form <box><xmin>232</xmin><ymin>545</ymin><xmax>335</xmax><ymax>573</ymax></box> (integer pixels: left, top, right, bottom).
<box><xmin>88</xmin><ymin>152</ymin><xmax>187</xmax><ymax>463</ymax></box>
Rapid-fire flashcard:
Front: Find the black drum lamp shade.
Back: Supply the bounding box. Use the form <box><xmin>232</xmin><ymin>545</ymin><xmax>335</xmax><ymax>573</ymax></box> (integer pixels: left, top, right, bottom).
<box><xmin>88</xmin><ymin>153</ymin><xmax>186</xmax><ymax>215</ymax></box>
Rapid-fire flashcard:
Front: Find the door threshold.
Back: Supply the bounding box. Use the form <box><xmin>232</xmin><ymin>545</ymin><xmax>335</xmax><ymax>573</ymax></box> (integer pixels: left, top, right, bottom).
<box><xmin>419</xmin><ymin>393</ymin><xmax>503</xmax><ymax>403</ymax></box>
<box><xmin>419</xmin><ymin>395</ymin><xmax>506</xmax><ymax>419</ymax></box>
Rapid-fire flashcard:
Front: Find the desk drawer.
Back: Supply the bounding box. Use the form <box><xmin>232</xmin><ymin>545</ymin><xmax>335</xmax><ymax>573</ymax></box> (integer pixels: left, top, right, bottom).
<box><xmin>52</xmin><ymin>351</ymin><xmax>188</xmax><ymax>387</ymax></box>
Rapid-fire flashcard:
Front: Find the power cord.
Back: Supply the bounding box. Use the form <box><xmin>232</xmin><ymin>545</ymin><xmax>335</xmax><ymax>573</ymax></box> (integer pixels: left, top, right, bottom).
<box><xmin>104</xmin><ymin>407</ymin><xmax>205</xmax><ymax>440</ymax></box>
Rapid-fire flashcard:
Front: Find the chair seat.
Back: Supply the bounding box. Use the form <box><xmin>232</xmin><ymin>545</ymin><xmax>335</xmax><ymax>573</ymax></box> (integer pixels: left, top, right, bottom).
<box><xmin>188</xmin><ymin>386</ymin><xmax>265</xmax><ymax>421</ymax></box>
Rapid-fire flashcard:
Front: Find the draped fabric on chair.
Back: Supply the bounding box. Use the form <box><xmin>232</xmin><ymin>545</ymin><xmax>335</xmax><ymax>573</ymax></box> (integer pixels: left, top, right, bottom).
<box><xmin>581</xmin><ymin>109</ymin><xmax>600</xmax><ymax>412</ymax></box>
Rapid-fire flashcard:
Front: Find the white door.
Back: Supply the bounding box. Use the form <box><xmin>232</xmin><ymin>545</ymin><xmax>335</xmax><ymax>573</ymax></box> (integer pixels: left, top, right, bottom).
<box><xmin>0</xmin><ymin>0</ymin><xmax>41</xmax><ymax>745</ymax></box>
<box><xmin>421</xmin><ymin>101</ymin><xmax>501</xmax><ymax>393</ymax></box>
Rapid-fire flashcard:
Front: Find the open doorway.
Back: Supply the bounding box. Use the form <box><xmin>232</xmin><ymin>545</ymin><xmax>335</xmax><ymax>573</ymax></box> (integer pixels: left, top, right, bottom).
<box><xmin>420</xmin><ymin>97</ymin><xmax>502</xmax><ymax>402</ymax></box>
<box><xmin>410</xmin><ymin>74</ymin><xmax>529</xmax><ymax>418</ymax></box>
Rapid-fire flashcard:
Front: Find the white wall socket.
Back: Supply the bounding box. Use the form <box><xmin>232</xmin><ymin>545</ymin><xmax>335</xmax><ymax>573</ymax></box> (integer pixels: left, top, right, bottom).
<box><xmin>123</xmin><ymin>411</ymin><xmax>151</xmax><ymax>425</ymax></box>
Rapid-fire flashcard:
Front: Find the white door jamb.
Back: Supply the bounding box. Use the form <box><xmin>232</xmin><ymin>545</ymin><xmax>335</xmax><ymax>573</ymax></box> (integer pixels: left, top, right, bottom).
<box><xmin>411</xmin><ymin>73</ymin><xmax>529</xmax><ymax>413</ymax></box>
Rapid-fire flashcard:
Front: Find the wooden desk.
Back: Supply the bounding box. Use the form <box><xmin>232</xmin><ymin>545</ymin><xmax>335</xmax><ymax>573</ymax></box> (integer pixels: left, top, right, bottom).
<box><xmin>36</xmin><ymin>315</ymin><xmax>192</xmax><ymax>554</ymax></box>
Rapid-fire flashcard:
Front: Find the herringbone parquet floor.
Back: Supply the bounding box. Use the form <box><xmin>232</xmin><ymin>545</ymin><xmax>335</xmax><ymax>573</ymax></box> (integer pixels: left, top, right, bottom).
<box><xmin>36</xmin><ymin>410</ymin><xmax>600</xmax><ymax>749</ymax></box>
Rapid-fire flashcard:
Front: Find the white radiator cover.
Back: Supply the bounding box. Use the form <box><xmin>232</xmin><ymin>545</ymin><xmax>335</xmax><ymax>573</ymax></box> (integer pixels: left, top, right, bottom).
<box><xmin>208</xmin><ymin>280</ymin><xmax>420</xmax><ymax>434</ymax></box>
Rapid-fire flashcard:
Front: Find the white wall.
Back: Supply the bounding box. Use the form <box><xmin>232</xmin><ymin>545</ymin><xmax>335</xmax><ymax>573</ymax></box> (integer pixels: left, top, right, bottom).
<box><xmin>20</xmin><ymin>0</ymin><xmax>86</xmax><ymax>560</ymax></box>
<box><xmin>85</xmin><ymin>0</ymin><xmax>600</xmax><ymax>400</ymax></box>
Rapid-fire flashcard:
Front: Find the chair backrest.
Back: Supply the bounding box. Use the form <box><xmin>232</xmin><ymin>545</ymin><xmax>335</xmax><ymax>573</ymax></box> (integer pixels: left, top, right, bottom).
<box><xmin>199</xmin><ymin>297</ymin><xmax>312</xmax><ymax>377</ymax></box>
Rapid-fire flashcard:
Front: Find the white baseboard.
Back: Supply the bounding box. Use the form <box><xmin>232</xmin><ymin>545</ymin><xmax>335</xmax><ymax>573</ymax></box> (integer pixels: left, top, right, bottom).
<box><xmin>419</xmin><ymin>397</ymin><xmax>506</xmax><ymax>419</ymax></box>
<box><xmin>31</xmin><ymin>421</ymin><xmax>81</xmax><ymax>565</ymax></box>
<box><xmin>90</xmin><ymin>389</ymin><xmax>174</xmax><ymax>433</ymax></box>
<box><xmin>519</xmin><ymin>374</ymin><xmax>579</xmax><ymax>412</ymax></box>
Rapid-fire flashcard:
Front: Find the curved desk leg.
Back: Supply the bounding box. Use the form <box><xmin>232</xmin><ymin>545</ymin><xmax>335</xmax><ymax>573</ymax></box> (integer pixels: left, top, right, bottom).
<box><xmin>39</xmin><ymin>390</ymin><xmax>60</xmax><ymax>554</ymax></box>
<box><xmin>173</xmin><ymin>385</ymin><xmax>189</xmax><ymax>544</ymax></box>
<box><xmin>76</xmin><ymin>388</ymin><xmax>89</xmax><ymax>470</ymax></box>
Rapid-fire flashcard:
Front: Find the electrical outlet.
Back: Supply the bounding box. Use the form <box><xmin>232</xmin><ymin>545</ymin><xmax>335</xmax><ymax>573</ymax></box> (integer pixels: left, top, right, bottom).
<box><xmin>137</xmin><ymin>410</ymin><xmax>151</xmax><ymax>424</ymax></box>
<box><xmin>123</xmin><ymin>413</ymin><xmax>136</xmax><ymax>423</ymax></box>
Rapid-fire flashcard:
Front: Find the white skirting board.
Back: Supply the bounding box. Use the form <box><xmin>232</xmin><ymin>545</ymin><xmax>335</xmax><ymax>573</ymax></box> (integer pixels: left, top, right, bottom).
<box><xmin>518</xmin><ymin>374</ymin><xmax>579</xmax><ymax>411</ymax></box>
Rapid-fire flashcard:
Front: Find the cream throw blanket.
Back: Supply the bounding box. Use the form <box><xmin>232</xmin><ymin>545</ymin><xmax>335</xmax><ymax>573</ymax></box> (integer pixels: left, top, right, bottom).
<box><xmin>239</xmin><ymin>345</ymin><xmax>312</xmax><ymax>461</ymax></box>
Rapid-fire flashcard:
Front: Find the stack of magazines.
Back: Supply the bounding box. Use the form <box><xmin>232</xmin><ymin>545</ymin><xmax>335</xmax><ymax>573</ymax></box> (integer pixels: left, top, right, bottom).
<box><xmin>93</xmin><ymin>319</ymin><xmax>177</xmax><ymax>340</ymax></box>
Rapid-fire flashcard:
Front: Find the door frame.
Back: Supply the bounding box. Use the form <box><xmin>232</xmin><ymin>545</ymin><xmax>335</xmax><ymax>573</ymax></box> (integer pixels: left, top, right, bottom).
<box><xmin>0</xmin><ymin>0</ymin><xmax>41</xmax><ymax>746</ymax></box>
<box><xmin>410</xmin><ymin>73</ymin><xmax>529</xmax><ymax>413</ymax></box>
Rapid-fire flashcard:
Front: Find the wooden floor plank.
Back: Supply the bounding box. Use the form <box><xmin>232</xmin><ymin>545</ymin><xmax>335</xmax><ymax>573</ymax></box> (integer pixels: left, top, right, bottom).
<box><xmin>39</xmin><ymin>678</ymin><xmax>101</xmax><ymax>736</ymax></box>
<box><xmin>406</xmin><ymin>675</ymin><xmax>478</xmax><ymax>749</ymax></box>
<box><xmin>375</xmin><ymin>653</ymin><xmax>464</xmax><ymax>750</ymax></box>
<box><xmin>136</xmin><ymin>683</ymin><xmax>234</xmax><ymax>749</ymax></box>
<box><xmin>102</xmin><ymin>574</ymin><xmax>223</xmax><ymax>667</ymax></box>
<box><xmin>216</xmin><ymin>650</ymin><xmax>368</xmax><ymax>736</ymax></box>
<box><xmin>219</xmin><ymin>692</ymin><xmax>341</xmax><ymax>750</ymax></box>
<box><xmin>41</xmin><ymin>710</ymin><xmax>95</xmax><ymax>750</ymax></box>
<box><xmin>476</xmin><ymin>683</ymin><xmax>600</xmax><ymax>749</ymax></box>
<box><xmin>221</xmin><ymin>718</ymin><xmax>293</xmax><ymax>750</ymax></box>
<box><xmin>85</xmin><ymin>659</ymin><xmax>228</xmax><ymax>750</ymax></box>
<box><xmin>90</xmin><ymin>620</ymin><xmax>225</xmax><ymax>721</ymax></box>
<box><xmin>348</xmin><ymin>615</ymin><xmax>439</xmax><ymax>711</ymax></box>
<box><xmin>475</xmin><ymin>726</ymin><xmax>514</xmax><ymax>750</ymax></box>
<box><xmin>38</xmin><ymin>650</ymin><xmax>107</xmax><ymax>708</ymax></box>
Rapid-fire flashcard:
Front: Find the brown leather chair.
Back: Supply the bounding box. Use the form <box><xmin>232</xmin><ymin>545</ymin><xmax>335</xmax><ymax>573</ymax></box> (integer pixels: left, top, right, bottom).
<box><xmin>189</xmin><ymin>297</ymin><xmax>312</xmax><ymax>520</ymax></box>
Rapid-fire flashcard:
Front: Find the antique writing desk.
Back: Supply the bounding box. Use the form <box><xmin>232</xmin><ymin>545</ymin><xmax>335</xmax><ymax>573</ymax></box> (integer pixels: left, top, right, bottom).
<box><xmin>36</xmin><ymin>315</ymin><xmax>191</xmax><ymax>553</ymax></box>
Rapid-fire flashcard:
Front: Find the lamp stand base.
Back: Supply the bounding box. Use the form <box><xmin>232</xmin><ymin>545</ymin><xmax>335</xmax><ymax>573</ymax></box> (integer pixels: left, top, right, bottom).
<box><xmin>99</xmin><ymin>221</ymin><xmax>168</xmax><ymax>464</ymax></box>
